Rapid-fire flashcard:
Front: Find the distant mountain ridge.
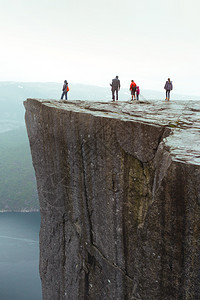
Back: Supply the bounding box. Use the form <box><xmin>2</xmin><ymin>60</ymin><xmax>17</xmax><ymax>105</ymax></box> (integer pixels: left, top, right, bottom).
<box><xmin>1</xmin><ymin>81</ymin><xmax>199</xmax><ymax>120</ymax></box>
<box><xmin>0</xmin><ymin>127</ymin><xmax>38</xmax><ymax>211</ymax></box>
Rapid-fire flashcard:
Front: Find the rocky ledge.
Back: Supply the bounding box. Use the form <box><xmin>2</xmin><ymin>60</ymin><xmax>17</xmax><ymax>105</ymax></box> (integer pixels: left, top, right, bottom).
<box><xmin>24</xmin><ymin>99</ymin><xmax>200</xmax><ymax>300</ymax></box>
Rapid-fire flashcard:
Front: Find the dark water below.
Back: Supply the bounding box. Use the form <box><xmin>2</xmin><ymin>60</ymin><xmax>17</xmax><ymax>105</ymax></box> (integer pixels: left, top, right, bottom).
<box><xmin>0</xmin><ymin>212</ymin><xmax>42</xmax><ymax>300</ymax></box>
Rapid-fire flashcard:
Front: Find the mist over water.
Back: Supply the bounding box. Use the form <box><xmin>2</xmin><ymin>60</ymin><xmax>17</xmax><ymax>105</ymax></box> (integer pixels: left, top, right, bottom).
<box><xmin>0</xmin><ymin>212</ymin><xmax>42</xmax><ymax>300</ymax></box>
<box><xmin>0</xmin><ymin>120</ymin><xmax>24</xmax><ymax>134</ymax></box>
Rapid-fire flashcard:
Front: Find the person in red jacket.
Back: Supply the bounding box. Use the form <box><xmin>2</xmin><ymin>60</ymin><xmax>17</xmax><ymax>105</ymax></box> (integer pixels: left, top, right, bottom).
<box><xmin>130</xmin><ymin>80</ymin><xmax>136</xmax><ymax>100</ymax></box>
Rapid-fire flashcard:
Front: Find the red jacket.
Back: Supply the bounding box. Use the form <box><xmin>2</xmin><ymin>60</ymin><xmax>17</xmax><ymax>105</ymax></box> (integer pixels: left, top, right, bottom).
<box><xmin>130</xmin><ymin>82</ymin><xmax>136</xmax><ymax>90</ymax></box>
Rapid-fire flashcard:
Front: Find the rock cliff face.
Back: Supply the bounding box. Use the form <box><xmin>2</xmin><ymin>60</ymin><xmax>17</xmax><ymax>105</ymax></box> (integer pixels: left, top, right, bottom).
<box><xmin>24</xmin><ymin>99</ymin><xmax>200</xmax><ymax>300</ymax></box>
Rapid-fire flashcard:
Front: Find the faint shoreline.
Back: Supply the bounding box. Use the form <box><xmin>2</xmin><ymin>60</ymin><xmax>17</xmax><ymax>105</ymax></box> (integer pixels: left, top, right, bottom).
<box><xmin>0</xmin><ymin>209</ymin><xmax>40</xmax><ymax>213</ymax></box>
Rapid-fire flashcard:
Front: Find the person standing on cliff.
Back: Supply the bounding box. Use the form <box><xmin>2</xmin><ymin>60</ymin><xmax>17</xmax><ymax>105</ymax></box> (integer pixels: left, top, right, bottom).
<box><xmin>110</xmin><ymin>76</ymin><xmax>120</xmax><ymax>101</ymax></box>
<box><xmin>130</xmin><ymin>80</ymin><xmax>137</xmax><ymax>100</ymax></box>
<box><xmin>136</xmin><ymin>85</ymin><xmax>140</xmax><ymax>100</ymax></box>
<box><xmin>164</xmin><ymin>78</ymin><xmax>173</xmax><ymax>101</ymax></box>
<box><xmin>61</xmin><ymin>80</ymin><xmax>69</xmax><ymax>100</ymax></box>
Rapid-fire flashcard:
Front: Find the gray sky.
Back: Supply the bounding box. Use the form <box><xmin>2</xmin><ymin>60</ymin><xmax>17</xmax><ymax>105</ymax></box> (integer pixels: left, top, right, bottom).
<box><xmin>1</xmin><ymin>0</ymin><xmax>200</xmax><ymax>95</ymax></box>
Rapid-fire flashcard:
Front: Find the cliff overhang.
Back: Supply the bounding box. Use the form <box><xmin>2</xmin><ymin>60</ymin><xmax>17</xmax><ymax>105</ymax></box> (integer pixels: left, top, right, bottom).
<box><xmin>24</xmin><ymin>99</ymin><xmax>200</xmax><ymax>300</ymax></box>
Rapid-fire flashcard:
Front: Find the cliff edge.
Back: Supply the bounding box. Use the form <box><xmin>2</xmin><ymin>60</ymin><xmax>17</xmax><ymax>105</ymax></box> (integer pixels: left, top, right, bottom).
<box><xmin>24</xmin><ymin>99</ymin><xmax>200</xmax><ymax>300</ymax></box>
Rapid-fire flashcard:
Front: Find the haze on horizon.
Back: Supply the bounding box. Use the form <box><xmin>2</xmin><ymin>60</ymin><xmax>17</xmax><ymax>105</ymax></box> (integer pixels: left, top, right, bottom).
<box><xmin>1</xmin><ymin>0</ymin><xmax>200</xmax><ymax>96</ymax></box>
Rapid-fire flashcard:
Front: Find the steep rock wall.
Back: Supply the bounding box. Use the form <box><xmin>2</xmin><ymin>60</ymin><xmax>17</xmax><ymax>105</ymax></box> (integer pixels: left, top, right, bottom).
<box><xmin>24</xmin><ymin>99</ymin><xmax>200</xmax><ymax>300</ymax></box>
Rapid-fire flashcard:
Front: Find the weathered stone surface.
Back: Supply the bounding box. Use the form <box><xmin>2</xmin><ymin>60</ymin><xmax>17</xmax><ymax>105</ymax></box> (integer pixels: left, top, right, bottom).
<box><xmin>24</xmin><ymin>99</ymin><xmax>200</xmax><ymax>300</ymax></box>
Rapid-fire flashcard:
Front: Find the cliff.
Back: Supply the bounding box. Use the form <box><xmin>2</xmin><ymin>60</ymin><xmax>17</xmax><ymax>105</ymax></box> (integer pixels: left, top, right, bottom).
<box><xmin>24</xmin><ymin>98</ymin><xmax>200</xmax><ymax>300</ymax></box>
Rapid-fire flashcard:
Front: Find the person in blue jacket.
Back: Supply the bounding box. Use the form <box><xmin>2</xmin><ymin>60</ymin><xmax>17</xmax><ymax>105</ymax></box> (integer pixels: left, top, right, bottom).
<box><xmin>164</xmin><ymin>78</ymin><xmax>173</xmax><ymax>101</ymax></box>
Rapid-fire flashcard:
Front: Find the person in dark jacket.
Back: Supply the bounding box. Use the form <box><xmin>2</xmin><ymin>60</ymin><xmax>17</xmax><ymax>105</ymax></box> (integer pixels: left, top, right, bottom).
<box><xmin>164</xmin><ymin>78</ymin><xmax>173</xmax><ymax>101</ymax></box>
<box><xmin>110</xmin><ymin>76</ymin><xmax>120</xmax><ymax>101</ymax></box>
<box><xmin>61</xmin><ymin>80</ymin><xmax>69</xmax><ymax>100</ymax></box>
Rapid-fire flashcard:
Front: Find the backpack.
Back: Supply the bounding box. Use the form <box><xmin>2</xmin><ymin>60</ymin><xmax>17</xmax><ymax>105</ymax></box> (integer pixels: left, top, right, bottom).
<box><xmin>67</xmin><ymin>86</ymin><xmax>69</xmax><ymax>92</ymax></box>
<box><xmin>131</xmin><ymin>82</ymin><xmax>136</xmax><ymax>90</ymax></box>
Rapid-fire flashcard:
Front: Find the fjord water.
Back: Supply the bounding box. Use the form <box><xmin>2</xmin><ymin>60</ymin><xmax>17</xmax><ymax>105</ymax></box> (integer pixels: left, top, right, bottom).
<box><xmin>0</xmin><ymin>212</ymin><xmax>42</xmax><ymax>300</ymax></box>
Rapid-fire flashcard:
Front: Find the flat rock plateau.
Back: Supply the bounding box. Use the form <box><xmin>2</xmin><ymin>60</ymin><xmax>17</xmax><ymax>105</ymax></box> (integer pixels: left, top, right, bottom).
<box><xmin>24</xmin><ymin>99</ymin><xmax>200</xmax><ymax>300</ymax></box>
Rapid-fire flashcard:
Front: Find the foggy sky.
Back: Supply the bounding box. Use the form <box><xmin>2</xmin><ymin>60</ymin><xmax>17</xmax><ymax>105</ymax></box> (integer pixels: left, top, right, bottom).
<box><xmin>1</xmin><ymin>0</ymin><xmax>200</xmax><ymax>96</ymax></box>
